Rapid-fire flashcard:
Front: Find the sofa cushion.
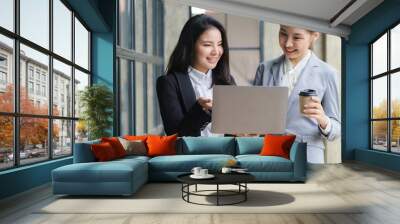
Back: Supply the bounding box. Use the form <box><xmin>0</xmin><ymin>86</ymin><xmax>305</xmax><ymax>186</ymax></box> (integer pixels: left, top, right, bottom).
<box><xmin>147</xmin><ymin>134</ymin><xmax>177</xmax><ymax>157</ymax></box>
<box><xmin>124</xmin><ymin>135</ymin><xmax>148</xmax><ymax>142</ymax></box>
<box><xmin>123</xmin><ymin>135</ymin><xmax>148</xmax><ymax>149</ymax></box>
<box><xmin>53</xmin><ymin>158</ymin><xmax>147</xmax><ymax>183</ymax></box>
<box><xmin>236</xmin><ymin>155</ymin><xmax>293</xmax><ymax>172</ymax></box>
<box><xmin>177</xmin><ymin>137</ymin><xmax>235</xmax><ymax>155</ymax></box>
<box><xmin>148</xmin><ymin>154</ymin><xmax>235</xmax><ymax>172</ymax></box>
<box><xmin>101</xmin><ymin>137</ymin><xmax>127</xmax><ymax>158</ymax></box>
<box><xmin>259</xmin><ymin>134</ymin><xmax>296</xmax><ymax>159</ymax></box>
<box><xmin>91</xmin><ymin>142</ymin><xmax>118</xmax><ymax>161</ymax></box>
<box><xmin>235</xmin><ymin>137</ymin><xmax>263</xmax><ymax>155</ymax></box>
<box><xmin>116</xmin><ymin>155</ymin><xmax>150</xmax><ymax>163</ymax></box>
<box><xmin>118</xmin><ymin>138</ymin><xmax>147</xmax><ymax>156</ymax></box>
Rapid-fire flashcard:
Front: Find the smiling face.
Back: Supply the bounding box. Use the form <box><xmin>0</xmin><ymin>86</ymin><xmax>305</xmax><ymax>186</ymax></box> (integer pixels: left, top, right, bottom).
<box><xmin>279</xmin><ymin>26</ymin><xmax>319</xmax><ymax>66</ymax></box>
<box><xmin>192</xmin><ymin>27</ymin><xmax>223</xmax><ymax>74</ymax></box>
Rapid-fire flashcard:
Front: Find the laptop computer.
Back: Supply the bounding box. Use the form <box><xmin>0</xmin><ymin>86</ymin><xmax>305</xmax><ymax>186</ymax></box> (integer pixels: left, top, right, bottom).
<box><xmin>211</xmin><ymin>85</ymin><xmax>288</xmax><ymax>135</ymax></box>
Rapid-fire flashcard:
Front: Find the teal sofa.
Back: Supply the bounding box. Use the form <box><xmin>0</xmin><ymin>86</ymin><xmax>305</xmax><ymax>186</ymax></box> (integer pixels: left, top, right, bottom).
<box><xmin>52</xmin><ymin>137</ymin><xmax>307</xmax><ymax>196</ymax></box>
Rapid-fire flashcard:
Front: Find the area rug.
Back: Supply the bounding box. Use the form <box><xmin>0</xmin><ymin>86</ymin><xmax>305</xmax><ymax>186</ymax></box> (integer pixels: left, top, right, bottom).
<box><xmin>37</xmin><ymin>183</ymin><xmax>362</xmax><ymax>214</ymax></box>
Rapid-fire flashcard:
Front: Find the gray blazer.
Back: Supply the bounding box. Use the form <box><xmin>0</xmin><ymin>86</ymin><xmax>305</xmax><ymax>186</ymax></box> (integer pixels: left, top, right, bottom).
<box><xmin>254</xmin><ymin>53</ymin><xmax>341</xmax><ymax>149</ymax></box>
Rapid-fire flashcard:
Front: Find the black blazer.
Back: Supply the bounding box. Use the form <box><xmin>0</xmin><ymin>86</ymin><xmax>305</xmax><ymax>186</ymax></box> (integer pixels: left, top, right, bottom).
<box><xmin>156</xmin><ymin>71</ymin><xmax>235</xmax><ymax>137</ymax></box>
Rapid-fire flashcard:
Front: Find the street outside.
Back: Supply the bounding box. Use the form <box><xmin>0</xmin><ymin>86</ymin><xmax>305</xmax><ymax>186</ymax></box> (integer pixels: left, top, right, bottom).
<box><xmin>0</xmin><ymin>146</ymin><xmax>71</xmax><ymax>170</ymax></box>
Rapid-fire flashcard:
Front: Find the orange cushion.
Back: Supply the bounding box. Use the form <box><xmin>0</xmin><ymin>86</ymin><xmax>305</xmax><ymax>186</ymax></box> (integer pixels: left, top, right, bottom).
<box><xmin>91</xmin><ymin>142</ymin><xmax>118</xmax><ymax>161</ymax></box>
<box><xmin>259</xmin><ymin>134</ymin><xmax>296</xmax><ymax>159</ymax></box>
<box><xmin>123</xmin><ymin>135</ymin><xmax>148</xmax><ymax>142</ymax></box>
<box><xmin>101</xmin><ymin>137</ymin><xmax>127</xmax><ymax>158</ymax></box>
<box><xmin>146</xmin><ymin>134</ymin><xmax>177</xmax><ymax>157</ymax></box>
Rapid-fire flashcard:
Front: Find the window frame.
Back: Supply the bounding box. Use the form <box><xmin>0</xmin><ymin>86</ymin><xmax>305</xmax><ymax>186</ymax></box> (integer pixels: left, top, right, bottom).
<box><xmin>370</xmin><ymin>20</ymin><xmax>400</xmax><ymax>154</ymax></box>
<box><xmin>0</xmin><ymin>0</ymin><xmax>92</xmax><ymax>171</ymax></box>
<box><xmin>115</xmin><ymin>0</ymin><xmax>164</xmax><ymax>136</ymax></box>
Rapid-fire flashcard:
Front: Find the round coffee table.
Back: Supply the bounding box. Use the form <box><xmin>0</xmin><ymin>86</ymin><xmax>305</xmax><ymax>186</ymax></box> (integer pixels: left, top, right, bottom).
<box><xmin>177</xmin><ymin>173</ymin><xmax>255</xmax><ymax>206</ymax></box>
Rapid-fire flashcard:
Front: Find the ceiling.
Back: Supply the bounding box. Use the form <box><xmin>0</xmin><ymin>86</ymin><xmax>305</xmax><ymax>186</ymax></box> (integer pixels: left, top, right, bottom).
<box><xmin>176</xmin><ymin>0</ymin><xmax>384</xmax><ymax>37</ymax></box>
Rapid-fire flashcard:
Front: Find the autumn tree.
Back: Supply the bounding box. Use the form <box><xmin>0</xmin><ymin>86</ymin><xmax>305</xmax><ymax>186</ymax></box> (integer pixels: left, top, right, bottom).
<box><xmin>0</xmin><ymin>84</ymin><xmax>60</xmax><ymax>151</ymax></box>
<box><xmin>372</xmin><ymin>99</ymin><xmax>400</xmax><ymax>143</ymax></box>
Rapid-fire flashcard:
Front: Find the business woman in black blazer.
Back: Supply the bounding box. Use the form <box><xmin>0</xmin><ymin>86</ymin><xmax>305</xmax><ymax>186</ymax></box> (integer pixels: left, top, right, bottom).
<box><xmin>156</xmin><ymin>15</ymin><xmax>235</xmax><ymax>137</ymax></box>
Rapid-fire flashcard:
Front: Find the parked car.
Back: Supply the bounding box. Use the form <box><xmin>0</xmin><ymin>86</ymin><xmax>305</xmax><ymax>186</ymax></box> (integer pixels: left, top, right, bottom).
<box><xmin>7</xmin><ymin>150</ymin><xmax>32</xmax><ymax>160</ymax></box>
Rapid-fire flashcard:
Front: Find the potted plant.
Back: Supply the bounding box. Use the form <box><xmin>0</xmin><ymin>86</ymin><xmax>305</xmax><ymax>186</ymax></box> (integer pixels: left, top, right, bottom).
<box><xmin>79</xmin><ymin>84</ymin><xmax>113</xmax><ymax>140</ymax></box>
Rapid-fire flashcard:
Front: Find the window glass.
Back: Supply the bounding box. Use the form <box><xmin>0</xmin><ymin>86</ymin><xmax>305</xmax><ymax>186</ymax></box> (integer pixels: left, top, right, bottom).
<box><xmin>0</xmin><ymin>0</ymin><xmax>92</xmax><ymax>169</ymax></box>
<box><xmin>20</xmin><ymin>44</ymin><xmax>49</xmax><ymax>115</ymax></box>
<box><xmin>135</xmin><ymin>62</ymin><xmax>145</xmax><ymax>134</ymax></box>
<box><xmin>0</xmin><ymin>35</ymin><xmax>14</xmax><ymax>113</ymax></box>
<box><xmin>74</xmin><ymin>18</ymin><xmax>89</xmax><ymax>70</ymax></box>
<box><xmin>74</xmin><ymin>69</ymin><xmax>89</xmax><ymax>118</ymax></box>
<box><xmin>134</xmin><ymin>0</ymin><xmax>144</xmax><ymax>53</ymax></box>
<box><xmin>53</xmin><ymin>0</ymin><xmax>72</xmax><ymax>60</ymax></box>
<box><xmin>53</xmin><ymin>59</ymin><xmax>72</xmax><ymax>116</ymax></box>
<box><xmin>391</xmin><ymin>120</ymin><xmax>400</xmax><ymax>153</ymax></box>
<box><xmin>372</xmin><ymin>121</ymin><xmax>388</xmax><ymax>151</ymax></box>
<box><xmin>20</xmin><ymin>117</ymin><xmax>49</xmax><ymax>165</ymax></box>
<box><xmin>147</xmin><ymin>63</ymin><xmax>155</xmax><ymax>132</ymax></box>
<box><xmin>0</xmin><ymin>0</ymin><xmax>13</xmax><ymax>31</ymax></box>
<box><xmin>75</xmin><ymin>120</ymin><xmax>88</xmax><ymax>143</ymax></box>
<box><xmin>119</xmin><ymin>0</ymin><xmax>133</xmax><ymax>49</ymax></box>
<box><xmin>372</xmin><ymin>34</ymin><xmax>387</xmax><ymax>76</ymax></box>
<box><xmin>146</xmin><ymin>0</ymin><xmax>153</xmax><ymax>54</ymax></box>
<box><xmin>0</xmin><ymin>116</ymin><xmax>13</xmax><ymax>170</ymax></box>
<box><xmin>118</xmin><ymin>58</ymin><xmax>133</xmax><ymax>135</ymax></box>
<box><xmin>391</xmin><ymin>72</ymin><xmax>400</xmax><ymax>118</ymax></box>
<box><xmin>20</xmin><ymin>0</ymin><xmax>49</xmax><ymax>49</ymax></box>
<box><xmin>53</xmin><ymin>119</ymin><xmax>72</xmax><ymax>157</ymax></box>
<box><xmin>372</xmin><ymin>77</ymin><xmax>387</xmax><ymax>119</ymax></box>
<box><xmin>391</xmin><ymin>24</ymin><xmax>400</xmax><ymax>70</ymax></box>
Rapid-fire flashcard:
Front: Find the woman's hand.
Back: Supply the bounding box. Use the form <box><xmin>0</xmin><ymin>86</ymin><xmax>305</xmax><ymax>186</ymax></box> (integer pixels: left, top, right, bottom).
<box><xmin>198</xmin><ymin>97</ymin><xmax>212</xmax><ymax>111</ymax></box>
<box><xmin>303</xmin><ymin>96</ymin><xmax>329</xmax><ymax>129</ymax></box>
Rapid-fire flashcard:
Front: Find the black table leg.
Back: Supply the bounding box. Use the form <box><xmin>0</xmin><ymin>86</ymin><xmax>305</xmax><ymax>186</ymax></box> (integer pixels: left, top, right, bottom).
<box><xmin>217</xmin><ymin>184</ymin><xmax>219</xmax><ymax>206</ymax></box>
<box><xmin>245</xmin><ymin>183</ymin><xmax>247</xmax><ymax>201</ymax></box>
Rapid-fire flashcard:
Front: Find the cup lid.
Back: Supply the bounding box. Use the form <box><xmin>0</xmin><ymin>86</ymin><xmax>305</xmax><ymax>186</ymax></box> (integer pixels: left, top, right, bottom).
<box><xmin>299</xmin><ymin>89</ymin><xmax>317</xmax><ymax>96</ymax></box>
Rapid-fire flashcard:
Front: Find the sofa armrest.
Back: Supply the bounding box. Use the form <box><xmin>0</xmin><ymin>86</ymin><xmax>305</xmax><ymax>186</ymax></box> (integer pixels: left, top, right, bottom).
<box><xmin>289</xmin><ymin>142</ymin><xmax>307</xmax><ymax>181</ymax></box>
<box><xmin>73</xmin><ymin>140</ymin><xmax>100</xmax><ymax>163</ymax></box>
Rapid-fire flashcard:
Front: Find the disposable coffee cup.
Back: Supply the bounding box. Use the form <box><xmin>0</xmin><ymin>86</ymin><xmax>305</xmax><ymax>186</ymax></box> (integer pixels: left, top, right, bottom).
<box><xmin>299</xmin><ymin>89</ymin><xmax>317</xmax><ymax>114</ymax></box>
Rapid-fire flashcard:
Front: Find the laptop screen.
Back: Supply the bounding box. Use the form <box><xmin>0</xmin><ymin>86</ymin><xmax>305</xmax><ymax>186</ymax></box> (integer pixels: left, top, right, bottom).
<box><xmin>211</xmin><ymin>85</ymin><xmax>288</xmax><ymax>135</ymax></box>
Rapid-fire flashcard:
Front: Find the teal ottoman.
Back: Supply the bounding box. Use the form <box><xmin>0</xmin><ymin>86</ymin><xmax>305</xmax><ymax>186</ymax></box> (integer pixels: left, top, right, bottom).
<box><xmin>52</xmin><ymin>156</ymin><xmax>148</xmax><ymax>196</ymax></box>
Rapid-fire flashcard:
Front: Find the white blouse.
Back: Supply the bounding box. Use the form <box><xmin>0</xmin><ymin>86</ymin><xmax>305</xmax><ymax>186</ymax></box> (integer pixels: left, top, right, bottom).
<box><xmin>188</xmin><ymin>66</ymin><xmax>223</xmax><ymax>137</ymax></box>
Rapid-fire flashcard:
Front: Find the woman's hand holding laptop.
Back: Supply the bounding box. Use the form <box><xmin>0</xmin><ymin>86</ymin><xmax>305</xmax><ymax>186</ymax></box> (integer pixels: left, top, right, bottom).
<box><xmin>198</xmin><ymin>97</ymin><xmax>213</xmax><ymax>111</ymax></box>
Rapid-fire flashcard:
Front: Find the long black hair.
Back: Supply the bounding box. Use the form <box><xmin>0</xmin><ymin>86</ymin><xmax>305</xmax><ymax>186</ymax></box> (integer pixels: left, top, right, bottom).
<box><xmin>166</xmin><ymin>14</ymin><xmax>234</xmax><ymax>85</ymax></box>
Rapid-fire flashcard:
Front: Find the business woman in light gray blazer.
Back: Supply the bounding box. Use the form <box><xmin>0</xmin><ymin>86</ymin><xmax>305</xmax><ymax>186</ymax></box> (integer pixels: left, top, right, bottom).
<box><xmin>254</xmin><ymin>25</ymin><xmax>341</xmax><ymax>164</ymax></box>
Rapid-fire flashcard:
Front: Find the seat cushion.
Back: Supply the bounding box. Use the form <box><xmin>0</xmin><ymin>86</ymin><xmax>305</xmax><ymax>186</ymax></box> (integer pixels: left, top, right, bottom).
<box><xmin>52</xmin><ymin>158</ymin><xmax>147</xmax><ymax>183</ymax></box>
<box><xmin>236</xmin><ymin>155</ymin><xmax>293</xmax><ymax>172</ymax></box>
<box><xmin>148</xmin><ymin>154</ymin><xmax>235</xmax><ymax>172</ymax></box>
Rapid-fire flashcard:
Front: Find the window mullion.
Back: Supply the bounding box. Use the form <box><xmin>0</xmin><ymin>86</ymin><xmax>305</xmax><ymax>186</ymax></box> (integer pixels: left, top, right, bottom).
<box><xmin>49</xmin><ymin>0</ymin><xmax>54</xmax><ymax>160</ymax></box>
<box><xmin>13</xmin><ymin>0</ymin><xmax>21</xmax><ymax>166</ymax></box>
<box><xmin>71</xmin><ymin>10</ymin><xmax>76</xmax><ymax>154</ymax></box>
<box><xmin>388</xmin><ymin>30</ymin><xmax>391</xmax><ymax>152</ymax></box>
